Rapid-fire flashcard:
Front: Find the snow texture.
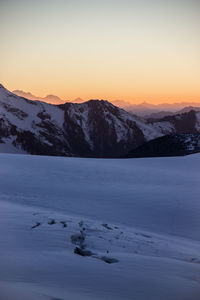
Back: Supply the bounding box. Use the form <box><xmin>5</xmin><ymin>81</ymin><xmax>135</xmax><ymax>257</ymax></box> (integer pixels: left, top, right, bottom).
<box><xmin>0</xmin><ymin>153</ymin><xmax>200</xmax><ymax>299</ymax></box>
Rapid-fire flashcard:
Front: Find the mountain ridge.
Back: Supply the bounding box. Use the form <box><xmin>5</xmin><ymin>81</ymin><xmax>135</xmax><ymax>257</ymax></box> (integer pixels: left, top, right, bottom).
<box><xmin>1</xmin><ymin>84</ymin><xmax>200</xmax><ymax>157</ymax></box>
<box><xmin>12</xmin><ymin>89</ymin><xmax>200</xmax><ymax>116</ymax></box>
<box><xmin>0</xmin><ymin>85</ymin><xmax>158</xmax><ymax>157</ymax></box>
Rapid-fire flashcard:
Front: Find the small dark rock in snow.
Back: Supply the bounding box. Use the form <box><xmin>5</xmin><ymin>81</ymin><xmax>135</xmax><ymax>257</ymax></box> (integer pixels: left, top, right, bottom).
<box><xmin>191</xmin><ymin>258</ymin><xmax>196</xmax><ymax>262</ymax></box>
<box><xmin>74</xmin><ymin>247</ymin><xmax>93</xmax><ymax>257</ymax></box>
<box><xmin>48</xmin><ymin>219</ymin><xmax>56</xmax><ymax>225</ymax></box>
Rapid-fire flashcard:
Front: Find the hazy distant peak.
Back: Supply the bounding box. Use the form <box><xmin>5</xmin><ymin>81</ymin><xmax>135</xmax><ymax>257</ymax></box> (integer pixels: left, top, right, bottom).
<box><xmin>45</xmin><ymin>94</ymin><xmax>60</xmax><ymax>98</ymax></box>
<box><xmin>72</xmin><ymin>97</ymin><xmax>84</xmax><ymax>103</ymax></box>
<box><xmin>44</xmin><ymin>94</ymin><xmax>63</xmax><ymax>101</ymax></box>
<box><xmin>13</xmin><ymin>90</ymin><xmax>64</xmax><ymax>104</ymax></box>
<box><xmin>13</xmin><ymin>90</ymin><xmax>41</xmax><ymax>100</ymax></box>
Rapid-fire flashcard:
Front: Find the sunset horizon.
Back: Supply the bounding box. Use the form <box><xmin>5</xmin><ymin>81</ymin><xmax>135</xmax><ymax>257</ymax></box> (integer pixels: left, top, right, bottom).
<box><xmin>1</xmin><ymin>83</ymin><xmax>200</xmax><ymax>105</ymax></box>
<box><xmin>1</xmin><ymin>0</ymin><xmax>199</xmax><ymax>105</ymax></box>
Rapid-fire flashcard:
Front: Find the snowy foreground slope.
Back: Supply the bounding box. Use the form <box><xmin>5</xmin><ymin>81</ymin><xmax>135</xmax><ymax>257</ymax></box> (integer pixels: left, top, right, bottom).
<box><xmin>0</xmin><ymin>153</ymin><xmax>200</xmax><ymax>300</ymax></box>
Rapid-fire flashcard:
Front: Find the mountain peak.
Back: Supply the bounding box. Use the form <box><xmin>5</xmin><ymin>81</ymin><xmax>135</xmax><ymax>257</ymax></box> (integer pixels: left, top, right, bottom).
<box><xmin>12</xmin><ymin>90</ymin><xmax>64</xmax><ymax>104</ymax></box>
<box><xmin>72</xmin><ymin>97</ymin><xmax>84</xmax><ymax>103</ymax></box>
<box><xmin>0</xmin><ymin>84</ymin><xmax>12</xmax><ymax>96</ymax></box>
<box><xmin>0</xmin><ymin>84</ymin><xmax>5</xmax><ymax>89</ymax></box>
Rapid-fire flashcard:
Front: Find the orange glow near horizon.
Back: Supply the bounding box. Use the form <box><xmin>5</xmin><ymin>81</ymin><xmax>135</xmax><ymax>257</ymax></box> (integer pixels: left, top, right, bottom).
<box><xmin>1</xmin><ymin>0</ymin><xmax>200</xmax><ymax>105</ymax></box>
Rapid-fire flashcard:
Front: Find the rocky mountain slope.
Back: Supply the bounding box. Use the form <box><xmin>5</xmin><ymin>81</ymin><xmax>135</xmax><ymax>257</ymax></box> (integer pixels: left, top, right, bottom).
<box><xmin>148</xmin><ymin>110</ymin><xmax>200</xmax><ymax>134</ymax></box>
<box><xmin>1</xmin><ymin>84</ymin><xmax>200</xmax><ymax>157</ymax></box>
<box><xmin>126</xmin><ymin>111</ymin><xmax>200</xmax><ymax>157</ymax></box>
<box><xmin>0</xmin><ymin>84</ymin><xmax>172</xmax><ymax>157</ymax></box>
<box><xmin>125</xmin><ymin>134</ymin><xmax>200</xmax><ymax>158</ymax></box>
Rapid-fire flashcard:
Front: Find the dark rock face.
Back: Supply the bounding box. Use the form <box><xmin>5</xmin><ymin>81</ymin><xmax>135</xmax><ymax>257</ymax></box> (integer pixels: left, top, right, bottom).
<box><xmin>60</xmin><ymin>100</ymin><xmax>145</xmax><ymax>157</ymax></box>
<box><xmin>148</xmin><ymin>110</ymin><xmax>198</xmax><ymax>134</ymax></box>
<box><xmin>0</xmin><ymin>119</ymin><xmax>17</xmax><ymax>141</ymax></box>
<box><xmin>12</xmin><ymin>129</ymin><xmax>69</xmax><ymax>156</ymax></box>
<box><xmin>37</xmin><ymin>111</ymin><xmax>51</xmax><ymax>120</ymax></box>
<box><xmin>125</xmin><ymin>134</ymin><xmax>200</xmax><ymax>158</ymax></box>
<box><xmin>1</xmin><ymin>103</ymin><xmax>28</xmax><ymax>119</ymax></box>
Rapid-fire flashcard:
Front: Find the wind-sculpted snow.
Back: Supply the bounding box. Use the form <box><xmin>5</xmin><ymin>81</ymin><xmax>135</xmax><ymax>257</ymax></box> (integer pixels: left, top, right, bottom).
<box><xmin>0</xmin><ymin>153</ymin><xmax>200</xmax><ymax>299</ymax></box>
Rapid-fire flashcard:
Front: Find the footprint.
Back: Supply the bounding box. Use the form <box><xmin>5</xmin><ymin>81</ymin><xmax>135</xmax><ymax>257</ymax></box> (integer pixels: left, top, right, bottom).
<box><xmin>32</xmin><ymin>222</ymin><xmax>41</xmax><ymax>229</ymax></box>
<box><xmin>71</xmin><ymin>233</ymin><xmax>85</xmax><ymax>244</ymax></box>
<box><xmin>135</xmin><ymin>232</ymin><xmax>152</xmax><ymax>239</ymax></box>
<box><xmin>48</xmin><ymin>219</ymin><xmax>56</xmax><ymax>225</ymax></box>
<box><xmin>74</xmin><ymin>247</ymin><xmax>94</xmax><ymax>257</ymax></box>
<box><xmin>100</xmin><ymin>256</ymin><xmax>119</xmax><ymax>264</ymax></box>
<box><xmin>60</xmin><ymin>221</ymin><xmax>67</xmax><ymax>228</ymax></box>
<box><xmin>102</xmin><ymin>223</ymin><xmax>112</xmax><ymax>230</ymax></box>
<box><xmin>141</xmin><ymin>234</ymin><xmax>152</xmax><ymax>239</ymax></box>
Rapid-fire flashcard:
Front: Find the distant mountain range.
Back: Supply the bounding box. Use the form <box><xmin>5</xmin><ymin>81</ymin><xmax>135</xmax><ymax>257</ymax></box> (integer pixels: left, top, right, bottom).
<box><xmin>13</xmin><ymin>89</ymin><xmax>200</xmax><ymax>117</ymax></box>
<box><xmin>0</xmin><ymin>84</ymin><xmax>199</xmax><ymax>157</ymax></box>
<box><xmin>115</xmin><ymin>101</ymin><xmax>200</xmax><ymax>117</ymax></box>
<box><xmin>13</xmin><ymin>90</ymin><xmax>65</xmax><ymax>104</ymax></box>
<box><xmin>13</xmin><ymin>90</ymin><xmax>84</xmax><ymax>105</ymax></box>
<box><xmin>144</xmin><ymin>106</ymin><xmax>200</xmax><ymax>120</ymax></box>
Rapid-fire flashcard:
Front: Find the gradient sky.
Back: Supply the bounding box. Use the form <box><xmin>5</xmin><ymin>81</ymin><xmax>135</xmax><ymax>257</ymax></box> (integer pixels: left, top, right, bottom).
<box><xmin>1</xmin><ymin>0</ymin><xmax>200</xmax><ymax>104</ymax></box>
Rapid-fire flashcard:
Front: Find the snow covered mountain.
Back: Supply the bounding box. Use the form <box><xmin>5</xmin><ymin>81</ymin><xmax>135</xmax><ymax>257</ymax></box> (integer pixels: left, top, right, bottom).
<box><xmin>0</xmin><ymin>84</ymin><xmax>172</xmax><ymax>157</ymax></box>
<box><xmin>126</xmin><ymin>111</ymin><xmax>200</xmax><ymax>157</ymax></box>
<box><xmin>1</xmin><ymin>84</ymin><xmax>200</xmax><ymax>157</ymax></box>
<box><xmin>148</xmin><ymin>110</ymin><xmax>200</xmax><ymax>134</ymax></box>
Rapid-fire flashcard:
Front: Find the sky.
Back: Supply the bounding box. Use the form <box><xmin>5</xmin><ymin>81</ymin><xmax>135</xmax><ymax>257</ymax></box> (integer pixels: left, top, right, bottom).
<box><xmin>1</xmin><ymin>0</ymin><xmax>200</xmax><ymax>104</ymax></box>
